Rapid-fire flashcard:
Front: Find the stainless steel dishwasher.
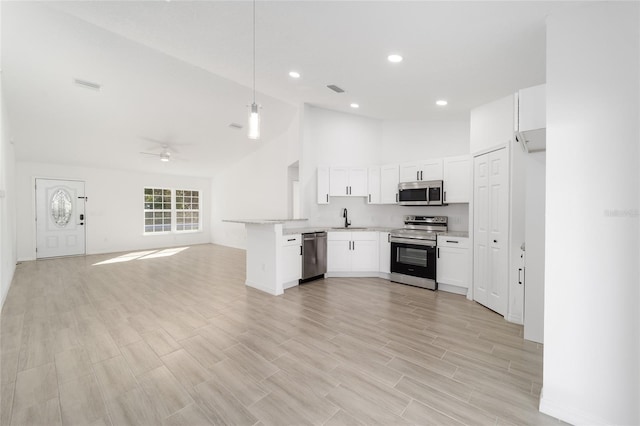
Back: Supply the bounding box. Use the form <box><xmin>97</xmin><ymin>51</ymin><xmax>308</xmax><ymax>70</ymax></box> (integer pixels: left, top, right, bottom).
<box><xmin>301</xmin><ymin>232</ymin><xmax>327</xmax><ymax>283</ymax></box>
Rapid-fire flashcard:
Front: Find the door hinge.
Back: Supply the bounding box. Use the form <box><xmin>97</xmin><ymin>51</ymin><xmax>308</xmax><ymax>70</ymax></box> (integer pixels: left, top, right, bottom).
<box><xmin>35</xmin><ymin>247</ymin><xmax>38</xmax><ymax>252</ymax></box>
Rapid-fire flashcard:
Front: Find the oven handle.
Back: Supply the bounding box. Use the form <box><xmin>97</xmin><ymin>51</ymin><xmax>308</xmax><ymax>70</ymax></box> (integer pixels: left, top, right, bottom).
<box><xmin>390</xmin><ymin>236</ymin><xmax>436</xmax><ymax>247</ymax></box>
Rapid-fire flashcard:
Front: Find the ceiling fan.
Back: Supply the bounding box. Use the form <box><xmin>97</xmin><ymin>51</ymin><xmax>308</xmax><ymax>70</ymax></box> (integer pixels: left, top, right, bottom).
<box><xmin>139</xmin><ymin>145</ymin><xmax>176</xmax><ymax>162</ymax></box>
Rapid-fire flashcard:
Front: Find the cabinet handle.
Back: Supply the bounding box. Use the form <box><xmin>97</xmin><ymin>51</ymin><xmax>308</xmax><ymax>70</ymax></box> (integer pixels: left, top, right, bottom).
<box><xmin>388</xmin><ymin>233</ymin><xmax>390</xmax><ymax>243</ymax></box>
<box><xmin>396</xmin><ymin>193</ymin><xmax>398</xmax><ymax>203</ymax></box>
<box><xmin>326</xmin><ymin>194</ymin><xmax>329</xmax><ymax>202</ymax></box>
<box><xmin>437</xmin><ymin>248</ymin><xmax>440</xmax><ymax>258</ymax></box>
<box><xmin>287</xmin><ymin>238</ymin><xmax>296</xmax><ymax>241</ymax></box>
<box><xmin>444</xmin><ymin>191</ymin><xmax>447</xmax><ymax>202</ymax></box>
<box><xmin>445</xmin><ymin>240</ymin><xmax>459</xmax><ymax>244</ymax></box>
<box><xmin>368</xmin><ymin>194</ymin><xmax>371</xmax><ymax>203</ymax></box>
<box><xmin>346</xmin><ymin>186</ymin><xmax>348</xmax><ymax>195</ymax></box>
<box><xmin>493</xmin><ymin>240</ymin><xmax>498</xmax><ymax>243</ymax></box>
<box><xmin>300</xmin><ymin>245</ymin><xmax>302</xmax><ymax>255</ymax></box>
<box><xmin>518</xmin><ymin>268</ymin><xmax>523</xmax><ymax>284</ymax></box>
<box><xmin>416</xmin><ymin>171</ymin><xmax>419</xmax><ymax>180</ymax></box>
<box><xmin>352</xmin><ymin>241</ymin><xmax>355</xmax><ymax>250</ymax></box>
<box><xmin>420</xmin><ymin>171</ymin><xmax>423</xmax><ymax>180</ymax></box>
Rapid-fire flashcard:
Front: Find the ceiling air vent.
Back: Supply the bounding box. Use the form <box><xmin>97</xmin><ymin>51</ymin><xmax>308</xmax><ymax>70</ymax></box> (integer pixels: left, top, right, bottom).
<box><xmin>327</xmin><ymin>84</ymin><xmax>345</xmax><ymax>93</ymax></box>
<box><xmin>229</xmin><ymin>123</ymin><xmax>243</xmax><ymax>130</ymax></box>
<box><xmin>73</xmin><ymin>78</ymin><xmax>101</xmax><ymax>91</ymax></box>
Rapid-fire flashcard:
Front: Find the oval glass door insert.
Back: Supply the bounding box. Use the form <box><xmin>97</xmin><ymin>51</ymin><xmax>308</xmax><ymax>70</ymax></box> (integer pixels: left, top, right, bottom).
<box><xmin>51</xmin><ymin>189</ymin><xmax>73</xmax><ymax>227</ymax></box>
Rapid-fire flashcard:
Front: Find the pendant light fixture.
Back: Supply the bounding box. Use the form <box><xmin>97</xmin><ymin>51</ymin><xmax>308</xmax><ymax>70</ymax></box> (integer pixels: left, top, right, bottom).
<box><xmin>248</xmin><ymin>0</ymin><xmax>260</xmax><ymax>140</ymax></box>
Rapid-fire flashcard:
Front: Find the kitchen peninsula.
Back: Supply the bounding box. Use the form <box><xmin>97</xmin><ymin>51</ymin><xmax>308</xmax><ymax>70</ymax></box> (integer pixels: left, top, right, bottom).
<box><xmin>223</xmin><ymin>219</ymin><xmax>308</xmax><ymax>296</ymax></box>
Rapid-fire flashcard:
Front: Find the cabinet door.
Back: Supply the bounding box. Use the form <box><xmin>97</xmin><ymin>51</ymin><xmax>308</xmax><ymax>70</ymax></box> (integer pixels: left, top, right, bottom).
<box><xmin>367</xmin><ymin>167</ymin><xmax>381</xmax><ymax>204</ymax></box>
<box><xmin>443</xmin><ymin>156</ymin><xmax>471</xmax><ymax>203</ymax></box>
<box><xmin>327</xmin><ymin>239</ymin><xmax>351</xmax><ymax>272</ymax></box>
<box><xmin>329</xmin><ymin>167</ymin><xmax>350</xmax><ymax>196</ymax></box>
<box><xmin>400</xmin><ymin>162</ymin><xmax>421</xmax><ymax>182</ymax></box>
<box><xmin>351</xmin><ymin>239</ymin><xmax>379</xmax><ymax>272</ymax></box>
<box><xmin>317</xmin><ymin>167</ymin><xmax>330</xmax><ymax>204</ymax></box>
<box><xmin>380</xmin><ymin>164</ymin><xmax>399</xmax><ymax>204</ymax></box>
<box><xmin>379</xmin><ymin>232</ymin><xmax>391</xmax><ymax>273</ymax></box>
<box><xmin>518</xmin><ymin>84</ymin><xmax>545</xmax><ymax>131</ymax></box>
<box><xmin>348</xmin><ymin>168</ymin><xmax>368</xmax><ymax>197</ymax></box>
<box><xmin>420</xmin><ymin>159</ymin><xmax>443</xmax><ymax>181</ymax></box>
<box><xmin>437</xmin><ymin>246</ymin><xmax>469</xmax><ymax>287</ymax></box>
<box><xmin>282</xmin><ymin>244</ymin><xmax>302</xmax><ymax>284</ymax></box>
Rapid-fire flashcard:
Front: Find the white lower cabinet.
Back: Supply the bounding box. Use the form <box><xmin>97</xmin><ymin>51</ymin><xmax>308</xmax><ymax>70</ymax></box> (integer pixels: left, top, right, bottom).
<box><xmin>379</xmin><ymin>231</ymin><xmax>391</xmax><ymax>274</ymax></box>
<box><xmin>327</xmin><ymin>232</ymin><xmax>379</xmax><ymax>274</ymax></box>
<box><xmin>281</xmin><ymin>234</ymin><xmax>302</xmax><ymax>288</ymax></box>
<box><xmin>436</xmin><ymin>235</ymin><xmax>470</xmax><ymax>293</ymax></box>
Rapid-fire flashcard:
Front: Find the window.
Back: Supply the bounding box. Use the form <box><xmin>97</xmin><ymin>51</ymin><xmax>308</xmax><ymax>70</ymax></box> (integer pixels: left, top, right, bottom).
<box><xmin>144</xmin><ymin>188</ymin><xmax>172</xmax><ymax>233</ymax></box>
<box><xmin>176</xmin><ymin>190</ymin><xmax>200</xmax><ymax>231</ymax></box>
<box><xmin>143</xmin><ymin>188</ymin><xmax>201</xmax><ymax>234</ymax></box>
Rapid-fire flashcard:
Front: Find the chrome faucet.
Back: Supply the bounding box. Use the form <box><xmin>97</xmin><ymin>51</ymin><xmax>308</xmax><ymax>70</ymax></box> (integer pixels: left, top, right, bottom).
<box><xmin>343</xmin><ymin>208</ymin><xmax>351</xmax><ymax>228</ymax></box>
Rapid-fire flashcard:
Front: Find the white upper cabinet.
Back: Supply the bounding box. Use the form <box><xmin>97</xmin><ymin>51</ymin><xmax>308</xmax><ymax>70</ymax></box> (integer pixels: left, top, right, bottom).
<box><xmin>515</xmin><ymin>84</ymin><xmax>546</xmax><ymax>153</ymax></box>
<box><xmin>443</xmin><ymin>156</ymin><xmax>471</xmax><ymax>203</ymax></box>
<box><xmin>470</xmin><ymin>94</ymin><xmax>515</xmax><ymax>155</ymax></box>
<box><xmin>399</xmin><ymin>159</ymin><xmax>443</xmax><ymax>182</ymax></box>
<box><xmin>367</xmin><ymin>166</ymin><xmax>381</xmax><ymax>204</ymax></box>
<box><xmin>380</xmin><ymin>164</ymin><xmax>399</xmax><ymax>204</ymax></box>
<box><xmin>517</xmin><ymin>84</ymin><xmax>546</xmax><ymax>132</ymax></box>
<box><xmin>330</xmin><ymin>167</ymin><xmax>367</xmax><ymax>197</ymax></box>
<box><xmin>317</xmin><ymin>166</ymin><xmax>330</xmax><ymax>204</ymax></box>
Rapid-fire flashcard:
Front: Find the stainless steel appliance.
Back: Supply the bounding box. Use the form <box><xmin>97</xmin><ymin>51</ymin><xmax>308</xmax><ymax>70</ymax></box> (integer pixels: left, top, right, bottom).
<box><xmin>398</xmin><ymin>180</ymin><xmax>444</xmax><ymax>206</ymax></box>
<box><xmin>301</xmin><ymin>232</ymin><xmax>327</xmax><ymax>282</ymax></box>
<box><xmin>390</xmin><ymin>216</ymin><xmax>447</xmax><ymax>290</ymax></box>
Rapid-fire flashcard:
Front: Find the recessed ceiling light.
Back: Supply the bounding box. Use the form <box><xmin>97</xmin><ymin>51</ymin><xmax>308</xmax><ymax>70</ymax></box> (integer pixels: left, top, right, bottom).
<box><xmin>350</xmin><ymin>103</ymin><xmax>360</xmax><ymax>109</ymax></box>
<box><xmin>436</xmin><ymin>100</ymin><xmax>448</xmax><ymax>106</ymax></box>
<box><xmin>289</xmin><ymin>71</ymin><xmax>301</xmax><ymax>79</ymax></box>
<box><xmin>387</xmin><ymin>54</ymin><xmax>403</xmax><ymax>63</ymax></box>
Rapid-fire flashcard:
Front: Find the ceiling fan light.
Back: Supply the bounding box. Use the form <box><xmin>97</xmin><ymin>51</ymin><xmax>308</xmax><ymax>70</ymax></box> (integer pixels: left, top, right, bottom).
<box><xmin>160</xmin><ymin>152</ymin><xmax>171</xmax><ymax>162</ymax></box>
<box><xmin>248</xmin><ymin>103</ymin><xmax>260</xmax><ymax>140</ymax></box>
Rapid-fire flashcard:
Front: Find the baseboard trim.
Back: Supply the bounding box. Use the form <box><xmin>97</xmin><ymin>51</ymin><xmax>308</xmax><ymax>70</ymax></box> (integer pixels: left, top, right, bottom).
<box><xmin>507</xmin><ymin>312</ymin><xmax>523</xmax><ymax>325</ymax></box>
<box><xmin>539</xmin><ymin>388</ymin><xmax>609</xmax><ymax>426</ymax></box>
<box><xmin>325</xmin><ymin>271</ymin><xmax>381</xmax><ymax>278</ymax></box>
<box><xmin>437</xmin><ymin>283</ymin><xmax>468</xmax><ymax>295</ymax></box>
<box><xmin>245</xmin><ymin>280</ymin><xmax>282</xmax><ymax>296</ymax></box>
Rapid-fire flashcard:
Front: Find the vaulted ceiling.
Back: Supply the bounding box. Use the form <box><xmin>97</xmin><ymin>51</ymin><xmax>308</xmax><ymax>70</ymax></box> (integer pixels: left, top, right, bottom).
<box><xmin>2</xmin><ymin>1</ymin><xmax>578</xmax><ymax>177</ymax></box>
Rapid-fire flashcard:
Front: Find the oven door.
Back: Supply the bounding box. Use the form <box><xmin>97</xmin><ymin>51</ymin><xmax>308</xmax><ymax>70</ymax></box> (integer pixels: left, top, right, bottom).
<box><xmin>390</xmin><ymin>237</ymin><xmax>436</xmax><ymax>280</ymax></box>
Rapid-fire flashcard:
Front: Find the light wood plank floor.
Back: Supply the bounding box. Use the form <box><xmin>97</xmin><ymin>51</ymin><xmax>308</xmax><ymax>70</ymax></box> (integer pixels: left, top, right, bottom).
<box><xmin>1</xmin><ymin>244</ymin><xmax>558</xmax><ymax>426</ymax></box>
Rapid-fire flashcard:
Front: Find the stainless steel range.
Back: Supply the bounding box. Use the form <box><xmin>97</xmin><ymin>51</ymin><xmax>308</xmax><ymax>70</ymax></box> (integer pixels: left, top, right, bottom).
<box><xmin>390</xmin><ymin>215</ymin><xmax>448</xmax><ymax>290</ymax></box>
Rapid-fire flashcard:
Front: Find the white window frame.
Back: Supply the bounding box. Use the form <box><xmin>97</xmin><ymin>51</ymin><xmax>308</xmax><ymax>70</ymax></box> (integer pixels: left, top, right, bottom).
<box><xmin>143</xmin><ymin>188</ymin><xmax>172</xmax><ymax>234</ymax></box>
<box><xmin>143</xmin><ymin>187</ymin><xmax>202</xmax><ymax>235</ymax></box>
<box><xmin>175</xmin><ymin>189</ymin><xmax>201</xmax><ymax>233</ymax></box>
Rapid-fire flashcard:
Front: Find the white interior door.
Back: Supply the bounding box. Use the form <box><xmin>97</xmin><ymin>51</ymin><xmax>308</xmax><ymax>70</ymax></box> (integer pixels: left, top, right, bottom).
<box><xmin>487</xmin><ymin>148</ymin><xmax>508</xmax><ymax>315</ymax></box>
<box><xmin>36</xmin><ymin>179</ymin><xmax>86</xmax><ymax>258</ymax></box>
<box><xmin>473</xmin><ymin>155</ymin><xmax>490</xmax><ymax>306</ymax></box>
<box><xmin>474</xmin><ymin>148</ymin><xmax>508</xmax><ymax>316</ymax></box>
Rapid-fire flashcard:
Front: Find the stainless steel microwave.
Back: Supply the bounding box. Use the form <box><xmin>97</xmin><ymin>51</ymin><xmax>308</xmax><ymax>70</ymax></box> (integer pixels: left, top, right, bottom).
<box><xmin>398</xmin><ymin>180</ymin><xmax>443</xmax><ymax>206</ymax></box>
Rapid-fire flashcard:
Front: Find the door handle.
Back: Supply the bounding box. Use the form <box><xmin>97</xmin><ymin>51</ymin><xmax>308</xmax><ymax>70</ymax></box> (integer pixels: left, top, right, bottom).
<box><xmin>493</xmin><ymin>240</ymin><xmax>498</xmax><ymax>243</ymax></box>
<box><xmin>80</xmin><ymin>214</ymin><xmax>84</xmax><ymax>220</ymax></box>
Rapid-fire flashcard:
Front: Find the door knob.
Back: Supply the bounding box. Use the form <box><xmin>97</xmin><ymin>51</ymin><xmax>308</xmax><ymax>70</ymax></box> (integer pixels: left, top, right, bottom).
<box><xmin>493</xmin><ymin>240</ymin><xmax>497</xmax><ymax>243</ymax></box>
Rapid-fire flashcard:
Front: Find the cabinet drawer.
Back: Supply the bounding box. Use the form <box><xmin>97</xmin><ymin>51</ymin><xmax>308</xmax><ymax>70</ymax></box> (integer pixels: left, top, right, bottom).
<box><xmin>282</xmin><ymin>234</ymin><xmax>301</xmax><ymax>246</ymax></box>
<box><xmin>437</xmin><ymin>235</ymin><xmax>469</xmax><ymax>248</ymax></box>
<box><xmin>352</xmin><ymin>231</ymin><xmax>378</xmax><ymax>241</ymax></box>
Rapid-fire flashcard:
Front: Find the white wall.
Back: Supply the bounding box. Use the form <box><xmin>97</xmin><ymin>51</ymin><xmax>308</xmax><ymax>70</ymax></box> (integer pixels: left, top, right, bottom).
<box><xmin>16</xmin><ymin>162</ymin><xmax>211</xmax><ymax>260</ymax></box>
<box><xmin>210</xmin><ymin>108</ymin><xmax>300</xmax><ymax>249</ymax></box>
<box><xmin>523</xmin><ymin>152</ymin><xmax>545</xmax><ymax>343</ymax></box>
<box><xmin>1</xmin><ymin>0</ymin><xmax>18</xmax><ymax>307</ymax></box>
<box><xmin>301</xmin><ymin>105</ymin><xmax>471</xmax><ymax>232</ymax></box>
<box><xmin>542</xmin><ymin>3</ymin><xmax>639</xmax><ymax>425</ymax></box>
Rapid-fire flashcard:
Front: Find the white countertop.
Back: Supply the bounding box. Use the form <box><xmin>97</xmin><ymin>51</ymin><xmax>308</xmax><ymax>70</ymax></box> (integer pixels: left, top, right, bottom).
<box><xmin>223</xmin><ymin>218</ymin><xmax>309</xmax><ymax>225</ymax></box>
<box><xmin>284</xmin><ymin>226</ymin><xmax>395</xmax><ymax>235</ymax></box>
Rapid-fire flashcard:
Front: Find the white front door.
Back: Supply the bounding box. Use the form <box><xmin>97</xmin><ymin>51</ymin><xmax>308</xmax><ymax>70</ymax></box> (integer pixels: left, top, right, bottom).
<box><xmin>473</xmin><ymin>148</ymin><xmax>508</xmax><ymax>316</ymax></box>
<box><xmin>36</xmin><ymin>179</ymin><xmax>86</xmax><ymax>258</ymax></box>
